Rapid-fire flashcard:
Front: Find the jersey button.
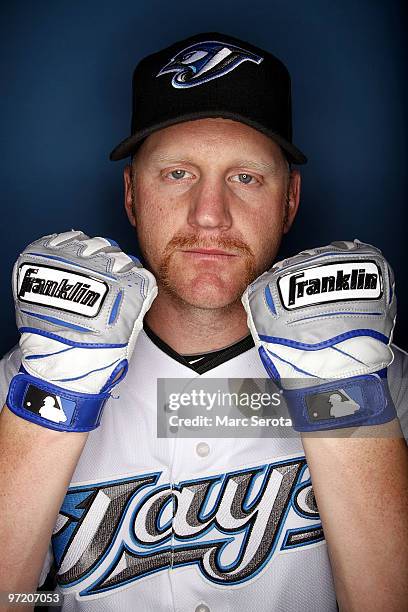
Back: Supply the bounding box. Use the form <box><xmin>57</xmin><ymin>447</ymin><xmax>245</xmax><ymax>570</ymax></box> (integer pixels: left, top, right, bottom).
<box><xmin>195</xmin><ymin>605</ymin><xmax>210</xmax><ymax>612</ymax></box>
<box><xmin>195</xmin><ymin>442</ymin><xmax>210</xmax><ymax>457</ymax></box>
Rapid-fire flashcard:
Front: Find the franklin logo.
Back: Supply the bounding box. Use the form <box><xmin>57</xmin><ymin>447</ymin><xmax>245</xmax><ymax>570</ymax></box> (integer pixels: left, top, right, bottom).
<box><xmin>17</xmin><ymin>263</ymin><xmax>108</xmax><ymax>317</ymax></box>
<box><xmin>278</xmin><ymin>261</ymin><xmax>382</xmax><ymax>310</ymax></box>
<box><xmin>156</xmin><ymin>40</ymin><xmax>263</xmax><ymax>88</ymax></box>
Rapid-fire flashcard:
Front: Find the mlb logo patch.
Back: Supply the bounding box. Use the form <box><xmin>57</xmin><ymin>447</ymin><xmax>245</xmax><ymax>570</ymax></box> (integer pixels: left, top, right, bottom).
<box><xmin>23</xmin><ymin>385</ymin><xmax>76</xmax><ymax>425</ymax></box>
<box><xmin>306</xmin><ymin>388</ymin><xmax>362</xmax><ymax>421</ymax></box>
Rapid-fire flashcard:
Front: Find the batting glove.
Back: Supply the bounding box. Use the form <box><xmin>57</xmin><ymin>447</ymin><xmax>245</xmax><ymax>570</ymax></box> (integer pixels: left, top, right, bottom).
<box><xmin>242</xmin><ymin>240</ymin><xmax>397</xmax><ymax>431</ymax></box>
<box><xmin>6</xmin><ymin>231</ymin><xmax>157</xmax><ymax>432</ymax></box>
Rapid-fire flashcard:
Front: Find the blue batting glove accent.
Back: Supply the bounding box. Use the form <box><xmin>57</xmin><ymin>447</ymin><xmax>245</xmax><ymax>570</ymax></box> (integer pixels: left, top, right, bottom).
<box><xmin>283</xmin><ymin>372</ymin><xmax>396</xmax><ymax>432</ymax></box>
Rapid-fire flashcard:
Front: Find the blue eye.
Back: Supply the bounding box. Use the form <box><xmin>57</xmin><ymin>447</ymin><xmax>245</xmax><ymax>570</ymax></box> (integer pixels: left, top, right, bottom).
<box><xmin>230</xmin><ymin>173</ymin><xmax>257</xmax><ymax>185</ymax></box>
<box><xmin>170</xmin><ymin>170</ymin><xmax>186</xmax><ymax>179</ymax></box>
<box><xmin>238</xmin><ymin>173</ymin><xmax>254</xmax><ymax>184</ymax></box>
<box><xmin>164</xmin><ymin>168</ymin><xmax>195</xmax><ymax>182</ymax></box>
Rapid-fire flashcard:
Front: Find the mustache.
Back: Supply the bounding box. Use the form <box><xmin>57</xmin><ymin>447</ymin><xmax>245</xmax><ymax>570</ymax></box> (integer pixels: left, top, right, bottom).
<box><xmin>157</xmin><ymin>232</ymin><xmax>258</xmax><ymax>298</ymax></box>
<box><xmin>162</xmin><ymin>233</ymin><xmax>254</xmax><ymax>257</ymax></box>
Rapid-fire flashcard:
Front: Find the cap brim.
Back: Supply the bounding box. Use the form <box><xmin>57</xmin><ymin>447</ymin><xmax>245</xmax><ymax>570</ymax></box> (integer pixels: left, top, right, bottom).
<box><xmin>109</xmin><ymin>111</ymin><xmax>307</xmax><ymax>164</ymax></box>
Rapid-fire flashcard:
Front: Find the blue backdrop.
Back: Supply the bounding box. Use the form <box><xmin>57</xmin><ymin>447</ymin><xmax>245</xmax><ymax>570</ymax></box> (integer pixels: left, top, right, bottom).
<box><xmin>1</xmin><ymin>0</ymin><xmax>407</xmax><ymax>354</ymax></box>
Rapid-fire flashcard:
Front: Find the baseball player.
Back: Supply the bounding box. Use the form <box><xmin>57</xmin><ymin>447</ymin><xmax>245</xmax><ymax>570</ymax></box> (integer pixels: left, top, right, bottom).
<box><xmin>0</xmin><ymin>33</ymin><xmax>407</xmax><ymax>612</ymax></box>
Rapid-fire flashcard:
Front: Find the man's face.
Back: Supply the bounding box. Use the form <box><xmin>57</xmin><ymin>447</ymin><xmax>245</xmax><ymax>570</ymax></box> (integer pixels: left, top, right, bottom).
<box><xmin>124</xmin><ymin>118</ymin><xmax>300</xmax><ymax>310</ymax></box>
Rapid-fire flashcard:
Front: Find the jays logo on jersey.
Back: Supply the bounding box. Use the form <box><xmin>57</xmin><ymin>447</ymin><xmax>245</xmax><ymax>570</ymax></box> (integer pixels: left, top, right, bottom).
<box><xmin>52</xmin><ymin>456</ymin><xmax>323</xmax><ymax>598</ymax></box>
<box><xmin>156</xmin><ymin>40</ymin><xmax>263</xmax><ymax>88</ymax></box>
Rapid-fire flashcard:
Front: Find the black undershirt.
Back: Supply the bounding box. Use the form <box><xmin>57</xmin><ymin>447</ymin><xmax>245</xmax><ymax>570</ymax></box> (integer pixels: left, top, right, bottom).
<box><xmin>143</xmin><ymin>322</ymin><xmax>255</xmax><ymax>374</ymax></box>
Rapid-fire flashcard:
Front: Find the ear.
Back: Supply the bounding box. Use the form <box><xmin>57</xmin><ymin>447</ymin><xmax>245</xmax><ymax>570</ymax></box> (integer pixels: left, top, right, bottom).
<box><xmin>283</xmin><ymin>169</ymin><xmax>301</xmax><ymax>234</ymax></box>
<box><xmin>124</xmin><ymin>165</ymin><xmax>136</xmax><ymax>227</ymax></box>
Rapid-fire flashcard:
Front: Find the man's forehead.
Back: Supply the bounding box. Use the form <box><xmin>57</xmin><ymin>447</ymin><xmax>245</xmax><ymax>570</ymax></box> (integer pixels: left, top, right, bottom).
<box><xmin>136</xmin><ymin>118</ymin><xmax>287</xmax><ymax>165</ymax></box>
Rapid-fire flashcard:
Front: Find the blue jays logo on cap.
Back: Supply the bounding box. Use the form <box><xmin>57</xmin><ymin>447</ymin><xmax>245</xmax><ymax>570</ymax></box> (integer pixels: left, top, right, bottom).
<box><xmin>156</xmin><ymin>40</ymin><xmax>263</xmax><ymax>89</ymax></box>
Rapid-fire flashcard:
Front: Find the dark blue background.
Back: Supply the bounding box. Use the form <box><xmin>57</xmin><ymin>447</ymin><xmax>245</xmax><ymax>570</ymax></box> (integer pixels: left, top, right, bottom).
<box><xmin>1</xmin><ymin>1</ymin><xmax>407</xmax><ymax>354</ymax></box>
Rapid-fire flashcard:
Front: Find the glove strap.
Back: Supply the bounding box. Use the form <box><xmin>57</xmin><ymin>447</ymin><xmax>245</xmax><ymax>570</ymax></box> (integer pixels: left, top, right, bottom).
<box><xmin>6</xmin><ymin>373</ymin><xmax>110</xmax><ymax>432</ymax></box>
<box><xmin>284</xmin><ymin>373</ymin><xmax>396</xmax><ymax>432</ymax></box>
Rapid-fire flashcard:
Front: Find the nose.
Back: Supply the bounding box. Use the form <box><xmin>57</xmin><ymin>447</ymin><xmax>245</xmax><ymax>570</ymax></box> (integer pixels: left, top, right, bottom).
<box><xmin>187</xmin><ymin>175</ymin><xmax>233</xmax><ymax>231</ymax></box>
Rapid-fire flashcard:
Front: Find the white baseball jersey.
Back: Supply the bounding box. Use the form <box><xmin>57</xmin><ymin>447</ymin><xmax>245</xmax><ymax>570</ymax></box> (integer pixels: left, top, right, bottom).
<box><xmin>1</xmin><ymin>331</ymin><xmax>407</xmax><ymax>612</ymax></box>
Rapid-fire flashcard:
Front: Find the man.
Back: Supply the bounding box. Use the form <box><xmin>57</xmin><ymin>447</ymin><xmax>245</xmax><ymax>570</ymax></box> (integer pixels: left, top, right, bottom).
<box><xmin>0</xmin><ymin>32</ymin><xmax>407</xmax><ymax>612</ymax></box>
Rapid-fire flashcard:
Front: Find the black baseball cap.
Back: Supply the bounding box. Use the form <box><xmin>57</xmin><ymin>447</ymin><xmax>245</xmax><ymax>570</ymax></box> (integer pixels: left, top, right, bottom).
<box><xmin>110</xmin><ymin>32</ymin><xmax>307</xmax><ymax>164</ymax></box>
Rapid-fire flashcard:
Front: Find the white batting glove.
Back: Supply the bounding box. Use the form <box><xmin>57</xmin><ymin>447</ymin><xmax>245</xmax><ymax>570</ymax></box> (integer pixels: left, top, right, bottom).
<box><xmin>242</xmin><ymin>240</ymin><xmax>397</xmax><ymax>431</ymax></box>
<box><xmin>6</xmin><ymin>230</ymin><xmax>157</xmax><ymax>431</ymax></box>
